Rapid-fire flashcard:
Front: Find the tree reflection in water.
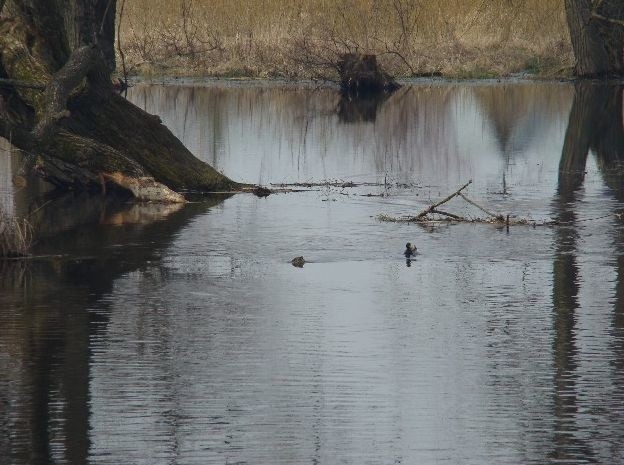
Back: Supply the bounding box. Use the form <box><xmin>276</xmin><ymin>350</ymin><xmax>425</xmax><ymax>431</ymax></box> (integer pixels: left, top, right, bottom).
<box><xmin>0</xmin><ymin>193</ymin><xmax>229</xmax><ymax>465</ymax></box>
<box><xmin>2</xmin><ymin>81</ymin><xmax>624</xmax><ymax>464</ymax></box>
<box><xmin>552</xmin><ymin>82</ymin><xmax>624</xmax><ymax>463</ymax></box>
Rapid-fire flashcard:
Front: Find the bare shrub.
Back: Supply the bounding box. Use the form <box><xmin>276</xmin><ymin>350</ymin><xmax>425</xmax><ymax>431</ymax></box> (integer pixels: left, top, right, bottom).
<box><xmin>120</xmin><ymin>0</ymin><xmax>572</xmax><ymax>78</ymax></box>
<box><xmin>121</xmin><ymin>0</ymin><xmax>223</xmax><ymax>74</ymax></box>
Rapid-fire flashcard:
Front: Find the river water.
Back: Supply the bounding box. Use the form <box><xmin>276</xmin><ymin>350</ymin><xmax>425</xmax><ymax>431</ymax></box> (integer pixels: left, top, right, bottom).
<box><xmin>2</xmin><ymin>81</ymin><xmax>624</xmax><ymax>465</ymax></box>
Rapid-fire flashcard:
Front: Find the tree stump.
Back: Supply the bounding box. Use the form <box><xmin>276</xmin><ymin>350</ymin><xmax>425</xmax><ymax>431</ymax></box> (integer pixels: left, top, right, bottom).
<box><xmin>337</xmin><ymin>54</ymin><xmax>400</xmax><ymax>97</ymax></box>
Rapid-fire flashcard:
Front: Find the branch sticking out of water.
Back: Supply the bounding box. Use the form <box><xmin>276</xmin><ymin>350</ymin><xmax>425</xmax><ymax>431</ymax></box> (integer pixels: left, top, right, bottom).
<box><xmin>415</xmin><ymin>179</ymin><xmax>472</xmax><ymax>219</ymax></box>
<box><xmin>377</xmin><ymin>213</ymin><xmax>557</xmax><ymax>227</ymax></box>
<box><xmin>377</xmin><ymin>180</ymin><xmax>559</xmax><ymax>227</ymax></box>
<box><xmin>458</xmin><ymin>193</ymin><xmax>498</xmax><ymax>218</ymax></box>
<box><xmin>271</xmin><ymin>180</ymin><xmax>380</xmax><ymax>188</ymax></box>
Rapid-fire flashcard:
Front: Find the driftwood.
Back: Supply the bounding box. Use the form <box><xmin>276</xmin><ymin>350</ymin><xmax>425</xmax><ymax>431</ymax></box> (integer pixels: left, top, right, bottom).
<box><xmin>458</xmin><ymin>192</ymin><xmax>498</xmax><ymax>218</ymax></box>
<box><xmin>415</xmin><ymin>180</ymin><xmax>472</xmax><ymax>219</ymax></box>
<box><xmin>378</xmin><ymin>180</ymin><xmax>558</xmax><ymax>227</ymax></box>
<box><xmin>378</xmin><ymin>213</ymin><xmax>559</xmax><ymax>227</ymax></box>
<box><xmin>271</xmin><ymin>179</ymin><xmax>421</xmax><ymax>189</ymax></box>
<box><xmin>272</xmin><ymin>180</ymin><xmax>374</xmax><ymax>188</ymax></box>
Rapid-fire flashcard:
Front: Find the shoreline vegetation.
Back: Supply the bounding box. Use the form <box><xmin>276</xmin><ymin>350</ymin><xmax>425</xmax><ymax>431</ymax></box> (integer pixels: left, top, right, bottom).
<box><xmin>119</xmin><ymin>0</ymin><xmax>573</xmax><ymax>80</ymax></box>
<box><xmin>0</xmin><ymin>206</ymin><xmax>32</xmax><ymax>259</ymax></box>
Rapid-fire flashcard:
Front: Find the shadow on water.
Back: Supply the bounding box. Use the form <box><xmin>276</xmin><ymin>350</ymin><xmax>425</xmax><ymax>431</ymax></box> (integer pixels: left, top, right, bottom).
<box><xmin>551</xmin><ymin>82</ymin><xmax>624</xmax><ymax>464</ymax></box>
<box><xmin>0</xmin><ymin>193</ymin><xmax>230</xmax><ymax>465</ymax></box>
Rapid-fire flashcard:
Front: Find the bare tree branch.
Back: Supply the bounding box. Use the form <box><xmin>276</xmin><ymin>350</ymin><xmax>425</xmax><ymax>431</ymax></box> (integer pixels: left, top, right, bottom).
<box><xmin>416</xmin><ymin>180</ymin><xmax>472</xmax><ymax>219</ymax></box>
<box><xmin>591</xmin><ymin>11</ymin><xmax>624</xmax><ymax>26</ymax></box>
<box><xmin>590</xmin><ymin>0</ymin><xmax>624</xmax><ymax>26</ymax></box>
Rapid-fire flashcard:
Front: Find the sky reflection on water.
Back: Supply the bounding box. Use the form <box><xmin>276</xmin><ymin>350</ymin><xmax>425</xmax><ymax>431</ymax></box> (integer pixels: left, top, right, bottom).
<box><xmin>1</xmin><ymin>81</ymin><xmax>624</xmax><ymax>465</ymax></box>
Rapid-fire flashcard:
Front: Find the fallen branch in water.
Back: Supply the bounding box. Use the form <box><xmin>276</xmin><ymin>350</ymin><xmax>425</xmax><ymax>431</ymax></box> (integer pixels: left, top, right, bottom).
<box><xmin>377</xmin><ymin>180</ymin><xmax>559</xmax><ymax>227</ymax></box>
<box><xmin>431</xmin><ymin>209</ymin><xmax>465</xmax><ymax>220</ymax></box>
<box><xmin>271</xmin><ymin>178</ymin><xmax>423</xmax><ymax>190</ymax></box>
<box><xmin>415</xmin><ymin>179</ymin><xmax>472</xmax><ymax>218</ymax></box>
<box><xmin>272</xmin><ymin>180</ymin><xmax>379</xmax><ymax>188</ymax></box>
<box><xmin>377</xmin><ymin>213</ymin><xmax>559</xmax><ymax>226</ymax></box>
<box><xmin>458</xmin><ymin>192</ymin><xmax>498</xmax><ymax>218</ymax></box>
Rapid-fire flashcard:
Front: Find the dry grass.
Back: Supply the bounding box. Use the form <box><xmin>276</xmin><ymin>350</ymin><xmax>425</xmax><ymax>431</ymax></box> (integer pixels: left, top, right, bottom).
<box><xmin>119</xmin><ymin>0</ymin><xmax>573</xmax><ymax>79</ymax></box>
<box><xmin>0</xmin><ymin>206</ymin><xmax>32</xmax><ymax>258</ymax></box>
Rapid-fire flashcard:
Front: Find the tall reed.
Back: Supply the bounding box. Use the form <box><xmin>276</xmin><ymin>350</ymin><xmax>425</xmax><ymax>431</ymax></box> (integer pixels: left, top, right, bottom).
<box><xmin>119</xmin><ymin>0</ymin><xmax>572</xmax><ymax>78</ymax></box>
<box><xmin>0</xmin><ymin>206</ymin><xmax>32</xmax><ymax>258</ymax></box>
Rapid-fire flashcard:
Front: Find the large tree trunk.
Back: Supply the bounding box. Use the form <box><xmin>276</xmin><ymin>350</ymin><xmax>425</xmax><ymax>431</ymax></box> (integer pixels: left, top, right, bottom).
<box><xmin>565</xmin><ymin>0</ymin><xmax>624</xmax><ymax>77</ymax></box>
<box><xmin>0</xmin><ymin>0</ymin><xmax>236</xmax><ymax>201</ymax></box>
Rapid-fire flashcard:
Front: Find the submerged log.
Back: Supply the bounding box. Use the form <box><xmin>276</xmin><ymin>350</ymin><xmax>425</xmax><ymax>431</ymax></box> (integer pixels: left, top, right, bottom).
<box><xmin>337</xmin><ymin>53</ymin><xmax>400</xmax><ymax>97</ymax></box>
<box><xmin>0</xmin><ymin>0</ymin><xmax>237</xmax><ymax>202</ymax></box>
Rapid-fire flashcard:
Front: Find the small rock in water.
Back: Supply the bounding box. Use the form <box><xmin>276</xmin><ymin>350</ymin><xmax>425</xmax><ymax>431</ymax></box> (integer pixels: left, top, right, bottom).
<box><xmin>291</xmin><ymin>256</ymin><xmax>305</xmax><ymax>268</ymax></box>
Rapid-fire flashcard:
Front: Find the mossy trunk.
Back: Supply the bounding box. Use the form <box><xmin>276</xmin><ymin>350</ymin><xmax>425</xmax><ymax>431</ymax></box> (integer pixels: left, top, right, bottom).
<box><xmin>0</xmin><ymin>0</ymin><xmax>236</xmax><ymax>201</ymax></box>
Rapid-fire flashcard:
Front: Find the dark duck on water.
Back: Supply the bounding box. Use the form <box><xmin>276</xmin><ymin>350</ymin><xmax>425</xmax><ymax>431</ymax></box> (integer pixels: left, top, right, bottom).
<box><xmin>404</xmin><ymin>242</ymin><xmax>417</xmax><ymax>257</ymax></box>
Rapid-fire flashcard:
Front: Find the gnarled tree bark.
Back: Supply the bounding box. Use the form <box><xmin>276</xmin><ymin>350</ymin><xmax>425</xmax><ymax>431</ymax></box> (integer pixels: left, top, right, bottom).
<box><xmin>565</xmin><ymin>0</ymin><xmax>624</xmax><ymax>77</ymax></box>
<box><xmin>0</xmin><ymin>0</ymin><xmax>236</xmax><ymax>202</ymax></box>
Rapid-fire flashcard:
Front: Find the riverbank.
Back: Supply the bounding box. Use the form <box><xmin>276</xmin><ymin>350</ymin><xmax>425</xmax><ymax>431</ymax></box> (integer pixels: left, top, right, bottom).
<box><xmin>118</xmin><ymin>0</ymin><xmax>573</xmax><ymax>80</ymax></box>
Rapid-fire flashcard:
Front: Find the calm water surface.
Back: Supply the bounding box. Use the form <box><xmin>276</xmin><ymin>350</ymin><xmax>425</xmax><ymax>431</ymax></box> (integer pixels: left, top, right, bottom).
<box><xmin>2</xmin><ymin>81</ymin><xmax>624</xmax><ymax>465</ymax></box>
